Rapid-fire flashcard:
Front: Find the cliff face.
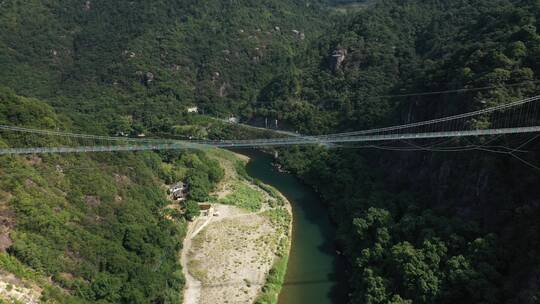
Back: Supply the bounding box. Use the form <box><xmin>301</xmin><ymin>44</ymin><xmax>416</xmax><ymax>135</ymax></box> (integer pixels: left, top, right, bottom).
<box><xmin>371</xmin><ymin>142</ymin><xmax>540</xmax><ymax>300</ymax></box>
<box><xmin>379</xmin><ymin>145</ymin><xmax>540</xmax><ymax>227</ymax></box>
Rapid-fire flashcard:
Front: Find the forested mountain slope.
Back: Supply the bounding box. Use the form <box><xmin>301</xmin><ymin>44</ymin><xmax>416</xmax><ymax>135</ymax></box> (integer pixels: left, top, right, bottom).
<box><xmin>275</xmin><ymin>0</ymin><xmax>540</xmax><ymax>303</ymax></box>
<box><xmin>2</xmin><ymin>0</ymin><xmax>540</xmax><ymax>304</ymax></box>
<box><xmin>0</xmin><ymin>1</ymin><xmax>324</xmax><ymax>302</ymax></box>
<box><xmin>0</xmin><ymin>0</ymin><xmax>325</xmax><ymax>133</ymax></box>
<box><xmin>0</xmin><ymin>87</ymin><xmax>226</xmax><ymax>303</ymax></box>
<box><xmin>268</xmin><ymin>0</ymin><xmax>540</xmax><ymax>133</ymax></box>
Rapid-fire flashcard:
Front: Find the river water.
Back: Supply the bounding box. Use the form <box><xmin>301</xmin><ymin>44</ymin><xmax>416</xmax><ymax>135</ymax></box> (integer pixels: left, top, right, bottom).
<box><xmin>242</xmin><ymin>149</ymin><xmax>346</xmax><ymax>304</ymax></box>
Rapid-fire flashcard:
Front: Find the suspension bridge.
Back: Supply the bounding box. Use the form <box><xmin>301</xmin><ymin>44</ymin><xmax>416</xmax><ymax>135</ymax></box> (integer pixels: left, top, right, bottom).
<box><xmin>1</xmin><ymin>94</ymin><xmax>540</xmax><ymax>155</ymax></box>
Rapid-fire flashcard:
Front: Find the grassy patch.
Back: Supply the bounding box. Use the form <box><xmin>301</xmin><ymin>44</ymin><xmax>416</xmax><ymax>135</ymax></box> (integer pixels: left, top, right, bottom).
<box><xmin>0</xmin><ymin>298</ymin><xmax>22</xmax><ymax>304</ymax></box>
<box><xmin>219</xmin><ymin>181</ymin><xmax>264</xmax><ymax>212</ymax></box>
<box><xmin>235</xmin><ymin>160</ymin><xmax>252</xmax><ymax>181</ymax></box>
<box><xmin>262</xmin><ymin>209</ymin><xmax>290</xmax><ymax>232</ymax></box>
<box><xmin>234</xmin><ymin>159</ymin><xmax>285</xmax><ymax>207</ymax></box>
<box><xmin>207</xmin><ymin>148</ymin><xmax>244</xmax><ymax>164</ymax></box>
<box><xmin>254</xmin><ymin>254</ymin><xmax>289</xmax><ymax>304</ymax></box>
<box><xmin>255</xmin><ymin>208</ymin><xmax>291</xmax><ymax>303</ymax></box>
<box><xmin>0</xmin><ymin>253</ymin><xmax>85</xmax><ymax>303</ymax></box>
<box><xmin>255</xmin><ymin>181</ymin><xmax>286</xmax><ymax>207</ymax></box>
<box><xmin>0</xmin><ymin>253</ymin><xmax>42</xmax><ymax>284</ymax></box>
<box><xmin>262</xmin><ymin>209</ymin><xmax>291</xmax><ymax>257</ymax></box>
<box><xmin>187</xmin><ymin>259</ymin><xmax>208</xmax><ymax>282</ymax></box>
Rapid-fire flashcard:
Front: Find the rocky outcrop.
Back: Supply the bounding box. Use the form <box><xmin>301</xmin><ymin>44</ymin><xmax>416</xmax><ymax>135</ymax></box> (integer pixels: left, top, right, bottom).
<box><xmin>292</xmin><ymin>30</ymin><xmax>305</xmax><ymax>40</ymax></box>
<box><xmin>0</xmin><ymin>192</ymin><xmax>13</xmax><ymax>252</ymax></box>
<box><xmin>84</xmin><ymin>195</ymin><xmax>101</xmax><ymax>208</ymax></box>
<box><xmin>330</xmin><ymin>48</ymin><xmax>347</xmax><ymax>72</ymax></box>
<box><xmin>377</xmin><ymin>144</ymin><xmax>540</xmax><ymax>229</ymax></box>
<box><xmin>144</xmin><ymin>72</ymin><xmax>154</xmax><ymax>85</ymax></box>
<box><xmin>136</xmin><ymin>71</ymin><xmax>155</xmax><ymax>86</ymax></box>
<box><xmin>211</xmin><ymin>71</ymin><xmax>220</xmax><ymax>82</ymax></box>
<box><xmin>218</xmin><ymin>82</ymin><xmax>230</xmax><ymax>97</ymax></box>
<box><xmin>0</xmin><ymin>274</ymin><xmax>41</xmax><ymax>304</ymax></box>
<box><xmin>123</xmin><ymin>50</ymin><xmax>136</xmax><ymax>58</ymax></box>
<box><xmin>0</xmin><ymin>228</ymin><xmax>11</xmax><ymax>252</ymax></box>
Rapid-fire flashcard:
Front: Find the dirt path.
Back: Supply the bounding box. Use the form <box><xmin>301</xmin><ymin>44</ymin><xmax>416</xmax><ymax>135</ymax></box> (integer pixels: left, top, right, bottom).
<box><xmin>181</xmin><ymin>219</ymin><xmax>203</xmax><ymax>304</ymax></box>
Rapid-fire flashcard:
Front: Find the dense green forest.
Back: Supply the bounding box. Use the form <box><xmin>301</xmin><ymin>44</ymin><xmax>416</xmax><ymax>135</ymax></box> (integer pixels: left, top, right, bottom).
<box><xmin>0</xmin><ymin>0</ymin><xmax>326</xmax><ymax>134</ymax></box>
<box><xmin>272</xmin><ymin>0</ymin><xmax>540</xmax><ymax>133</ymax></box>
<box><xmin>0</xmin><ymin>87</ymin><xmax>224</xmax><ymax>303</ymax></box>
<box><xmin>2</xmin><ymin>0</ymin><xmax>540</xmax><ymax>303</ymax></box>
<box><xmin>0</xmin><ymin>1</ymin><xmax>327</xmax><ymax>303</ymax></box>
<box><xmin>275</xmin><ymin>0</ymin><xmax>540</xmax><ymax>303</ymax></box>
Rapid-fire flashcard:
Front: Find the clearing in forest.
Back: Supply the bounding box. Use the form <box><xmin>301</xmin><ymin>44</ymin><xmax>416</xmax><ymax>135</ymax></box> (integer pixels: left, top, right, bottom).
<box><xmin>181</xmin><ymin>149</ymin><xmax>291</xmax><ymax>304</ymax></box>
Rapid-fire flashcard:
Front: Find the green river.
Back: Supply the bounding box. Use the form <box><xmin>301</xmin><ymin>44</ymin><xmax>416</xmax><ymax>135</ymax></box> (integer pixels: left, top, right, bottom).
<box><xmin>242</xmin><ymin>150</ymin><xmax>346</xmax><ymax>304</ymax></box>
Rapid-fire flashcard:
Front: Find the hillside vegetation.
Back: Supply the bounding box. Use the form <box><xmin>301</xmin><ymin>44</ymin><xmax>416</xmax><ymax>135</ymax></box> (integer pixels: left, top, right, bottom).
<box><xmin>264</xmin><ymin>0</ymin><xmax>540</xmax><ymax>133</ymax></box>
<box><xmin>275</xmin><ymin>0</ymin><xmax>540</xmax><ymax>303</ymax></box>
<box><xmin>0</xmin><ymin>87</ymin><xmax>226</xmax><ymax>303</ymax></box>
<box><xmin>0</xmin><ymin>0</ymin><xmax>326</xmax><ymax>134</ymax></box>
<box><xmin>2</xmin><ymin>0</ymin><xmax>540</xmax><ymax>304</ymax></box>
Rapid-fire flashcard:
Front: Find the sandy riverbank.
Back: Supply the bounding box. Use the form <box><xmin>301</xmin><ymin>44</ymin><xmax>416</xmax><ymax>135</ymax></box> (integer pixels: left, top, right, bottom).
<box><xmin>181</xmin><ymin>149</ymin><xmax>292</xmax><ymax>304</ymax></box>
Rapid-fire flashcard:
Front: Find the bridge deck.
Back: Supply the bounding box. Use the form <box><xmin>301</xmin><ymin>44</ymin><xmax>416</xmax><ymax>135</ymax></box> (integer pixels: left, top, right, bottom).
<box><xmin>1</xmin><ymin>126</ymin><xmax>539</xmax><ymax>155</ymax></box>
